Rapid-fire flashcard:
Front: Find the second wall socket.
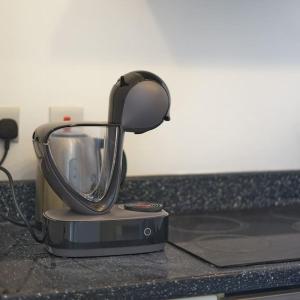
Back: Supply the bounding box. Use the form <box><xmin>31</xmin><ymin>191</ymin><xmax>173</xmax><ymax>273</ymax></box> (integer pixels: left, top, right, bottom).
<box><xmin>49</xmin><ymin>107</ymin><xmax>84</xmax><ymax>122</ymax></box>
<box><xmin>0</xmin><ymin>107</ymin><xmax>20</xmax><ymax>142</ymax></box>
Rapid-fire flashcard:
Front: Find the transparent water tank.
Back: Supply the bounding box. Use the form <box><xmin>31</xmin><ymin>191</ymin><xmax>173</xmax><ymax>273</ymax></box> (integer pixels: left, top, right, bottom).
<box><xmin>47</xmin><ymin>125</ymin><xmax>119</xmax><ymax>203</ymax></box>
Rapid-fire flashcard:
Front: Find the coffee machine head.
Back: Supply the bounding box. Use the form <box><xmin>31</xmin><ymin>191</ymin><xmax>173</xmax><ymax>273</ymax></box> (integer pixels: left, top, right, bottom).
<box><xmin>108</xmin><ymin>70</ymin><xmax>170</xmax><ymax>134</ymax></box>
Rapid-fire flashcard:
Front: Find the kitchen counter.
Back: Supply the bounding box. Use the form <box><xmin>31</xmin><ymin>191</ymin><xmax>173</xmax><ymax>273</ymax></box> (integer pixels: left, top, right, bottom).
<box><xmin>2</xmin><ymin>172</ymin><xmax>300</xmax><ymax>299</ymax></box>
<box><xmin>2</xmin><ymin>220</ymin><xmax>300</xmax><ymax>300</ymax></box>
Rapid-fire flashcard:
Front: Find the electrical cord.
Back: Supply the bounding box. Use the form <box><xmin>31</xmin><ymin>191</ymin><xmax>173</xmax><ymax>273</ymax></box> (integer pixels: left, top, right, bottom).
<box><xmin>0</xmin><ymin>140</ymin><xmax>9</xmax><ymax>166</ymax></box>
<box><xmin>0</xmin><ymin>137</ymin><xmax>46</xmax><ymax>243</ymax></box>
<box><xmin>0</xmin><ymin>118</ymin><xmax>46</xmax><ymax>244</ymax></box>
<box><xmin>0</xmin><ymin>139</ymin><xmax>27</xmax><ymax>227</ymax></box>
<box><xmin>0</xmin><ymin>211</ymin><xmax>26</xmax><ymax>227</ymax></box>
<box><xmin>0</xmin><ymin>165</ymin><xmax>46</xmax><ymax>243</ymax></box>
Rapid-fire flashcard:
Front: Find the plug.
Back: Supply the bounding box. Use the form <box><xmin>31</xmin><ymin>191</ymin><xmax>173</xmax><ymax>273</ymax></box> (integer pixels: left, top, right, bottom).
<box><xmin>0</xmin><ymin>118</ymin><xmax>18</xmax><ymax>158</ymax></box>
<box><xmin>0</xmin><ymin>118</ymin><xmax>18</xmax><ymax>141</ymax></box>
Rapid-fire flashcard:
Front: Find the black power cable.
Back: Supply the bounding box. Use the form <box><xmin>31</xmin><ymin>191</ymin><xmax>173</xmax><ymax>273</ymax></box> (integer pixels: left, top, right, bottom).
<box><xmin>0</xmin><ymin>139</ymin><xmax>27</xmax><ymax>227</ymax></box>
<box><xmin>0</xmin><ymin>211</ymin><xmax>26</xmax><ymax>227</ymax></box>
<box><xmin>0</xmin><ymin>166</ymin><xmax>46</xmax><ymax>243</ymax></box>
<box><xmin>0</xmin><ymin>119</ymin><xmax>45</xmax><ymax>243</ymax></box>
<box><xmin>0</xmin><ymin>140</ymin><xmax>9</xmax><ymax>166</ymax></box>
<box><xmin>0</xmin><ymin>119</ymin><xmax>26</xmax><ymax>226</ymax></box>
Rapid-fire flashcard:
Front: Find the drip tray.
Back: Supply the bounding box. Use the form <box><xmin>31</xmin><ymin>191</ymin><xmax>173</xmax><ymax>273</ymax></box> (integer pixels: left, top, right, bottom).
<box><xmin>168</xmin><ymin>206</ymin><xmax>300</xmax><ymax>267</ymax></box>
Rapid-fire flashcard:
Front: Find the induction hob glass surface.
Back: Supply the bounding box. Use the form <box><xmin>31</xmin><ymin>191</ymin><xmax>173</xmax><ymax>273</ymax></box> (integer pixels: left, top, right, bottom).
<box><xmin>168</xmin><ymin>206</ymin><xmax>300</xmax><ymax>267</ymax></box>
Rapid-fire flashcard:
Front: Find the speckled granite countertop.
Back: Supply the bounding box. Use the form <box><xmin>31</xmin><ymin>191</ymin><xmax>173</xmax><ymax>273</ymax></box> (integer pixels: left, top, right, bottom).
<box><xmin>0</xmin><ymin>223</ymin><xmax>300</xmax><ymax>299</ymax></box>
<box><xmin>2</xmin><ymin>172</ymin><xmax>300</xmax><ymax>299</ymax></box>
<box><xmin>2</xmin><ymin>221</ymin><xmax>300</xmax><ymax>300</ymax></box>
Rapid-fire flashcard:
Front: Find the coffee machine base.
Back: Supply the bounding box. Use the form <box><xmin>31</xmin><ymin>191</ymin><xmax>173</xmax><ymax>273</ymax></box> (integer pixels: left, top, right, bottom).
<box><xmin>43</xmin><ymin>205</ymin><xmax>168</xmax><ymax>257</ymax></box>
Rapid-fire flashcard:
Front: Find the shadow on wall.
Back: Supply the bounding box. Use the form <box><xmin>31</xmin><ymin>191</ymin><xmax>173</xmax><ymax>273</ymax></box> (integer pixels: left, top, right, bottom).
<box><xmin>51</xmin><ymin>0</ymin><xmax>300</xmax><ymax>66</ymax></box>
<box><xmin>146</xmin><ymin>0</ymin><xmax>300</xmax><ymax>65</ymax></box>
<box><xmin>50</xmin><ymin>0</ymin><xmax>171</xmax><ymax>64</ymax></box>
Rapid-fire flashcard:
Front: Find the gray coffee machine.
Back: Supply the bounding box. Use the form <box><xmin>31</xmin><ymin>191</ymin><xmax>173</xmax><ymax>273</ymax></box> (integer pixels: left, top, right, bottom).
<box><xmin>33</xmin><ymin>71</ymin><xmax>171</xmax><ymax>257</ymax></box>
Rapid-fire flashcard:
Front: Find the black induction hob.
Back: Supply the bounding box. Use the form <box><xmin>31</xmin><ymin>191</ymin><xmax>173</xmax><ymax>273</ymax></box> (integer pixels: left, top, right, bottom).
<box><xmin>168</xmin><ymin>205</ymin><xmax>300</xmax><ymax>267</ymax></box>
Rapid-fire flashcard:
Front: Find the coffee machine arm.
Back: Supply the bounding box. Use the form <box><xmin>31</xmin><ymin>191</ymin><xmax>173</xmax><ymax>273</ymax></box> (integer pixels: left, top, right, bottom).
<box><xmin>99</xmin><ymin>71</ymin><xmax>171</xmax><ymax>213</ymax></box>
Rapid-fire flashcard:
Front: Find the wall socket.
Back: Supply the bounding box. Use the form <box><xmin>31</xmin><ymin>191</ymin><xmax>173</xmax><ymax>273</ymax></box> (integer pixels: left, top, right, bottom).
<box><xmin>49</xmin><ymin>107</ymin><xmax>84</xmax><ymax>122</ymax></box>
<box><xmin>0</xmin><ymin>107</ymin><xmax>20</xmax><ymax>142</ymax></box>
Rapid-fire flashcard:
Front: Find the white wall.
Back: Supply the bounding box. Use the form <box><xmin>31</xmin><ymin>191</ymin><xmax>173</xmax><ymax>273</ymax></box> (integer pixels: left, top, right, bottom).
<box><xmin>1</xmin><ymin>0</ymin><xmax>300</xmax><ymax>180</ymax></box>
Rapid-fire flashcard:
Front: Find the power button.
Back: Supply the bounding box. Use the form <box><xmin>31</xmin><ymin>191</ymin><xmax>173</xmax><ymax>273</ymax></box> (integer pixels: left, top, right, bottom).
<box><xmin>144</xmin><ymin>227</ymin><xmax>152</xmax><ymax>237</ymax></box>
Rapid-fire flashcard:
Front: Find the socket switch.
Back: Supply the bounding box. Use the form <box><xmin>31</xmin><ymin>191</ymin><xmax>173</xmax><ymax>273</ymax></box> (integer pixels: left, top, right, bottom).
<box><xmin>49</xmin><ymin>107</ymin><xmax>84</xmax><ymax>122</ymax></box>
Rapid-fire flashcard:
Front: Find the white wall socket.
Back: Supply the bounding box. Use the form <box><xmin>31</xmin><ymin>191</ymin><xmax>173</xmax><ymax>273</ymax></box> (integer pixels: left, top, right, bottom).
<box><xmin>0</xmin><ymin>107</ymin><xmax>20</xmax><ymax>142</ymax></box>
<box><xmin>49</xmin><ymin>107</ymin><xmax>84</xmax><ymax>122</ymax></box>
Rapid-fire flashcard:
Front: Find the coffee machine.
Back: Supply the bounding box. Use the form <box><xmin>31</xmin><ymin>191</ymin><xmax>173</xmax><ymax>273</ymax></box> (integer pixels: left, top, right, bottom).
<box><xmin>32</xmin><ymin>71</ymin><xmax>171</xmax><ymax>257</ymax></box>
